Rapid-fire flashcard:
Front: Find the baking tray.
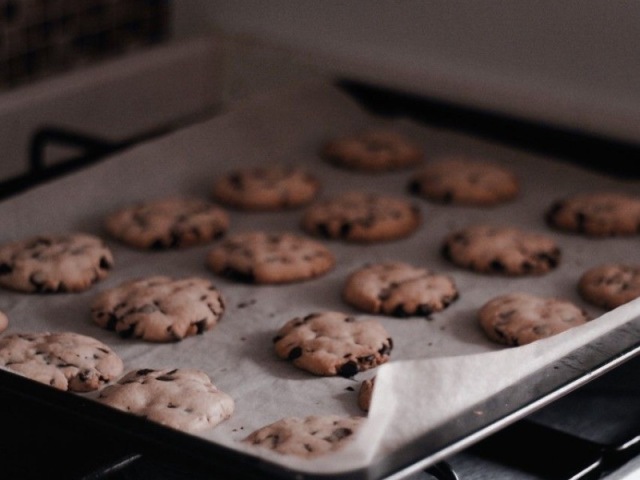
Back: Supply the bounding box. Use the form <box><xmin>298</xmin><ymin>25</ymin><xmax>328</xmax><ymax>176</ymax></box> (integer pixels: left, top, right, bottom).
<box><xmin>0</xmin><ymin>80</ymin><xmax>639</xmax><ymax>479</ymax></box>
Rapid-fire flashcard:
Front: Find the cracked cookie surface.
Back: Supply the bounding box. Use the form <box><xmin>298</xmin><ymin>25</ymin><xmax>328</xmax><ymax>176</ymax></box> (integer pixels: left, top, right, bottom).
<box><xmin>206</xmin><ymin>231</ymin><xmax>335</xmax><ymax>284</ymax></box>
<box><xmin>91</xmin><ymin>276</ymin><xmax>225</xmax><ymax>342</ymax></box>
<box><xmin>273</xmin><ymin>311</ymin><xmax>392</xmax><ymax>377</ymax></box>
<box><xmin>0</xmin><ymin>233</ymin><xmax>113</xmax><ymax>293</ymax></box>
<box><xmin>212</xmin><ymin>165</ymin><xmax>320</xmax><ymax>210</ymax></box>
<box><xmin>105</xmin><ymin>197</ymin><xmax>229</xmax><ymax>249</ymax></box>
<box><xmin>442</xmin><ymin>225</ymin><xmax>560</xmax><ymax>276</ymax></box>
<box><xmin>478</xmin><ymin>293</ymin><xmax>588</xmax><ymax>346</ymax></box>
<box><xmin>0</xmin><ymin>331</ymin><xmax>123</xmax><ymax>391</ymax></box>
<box><xmin>302</xmin><ymin>192</ymin><xmax>421</xmax><ymax>243</ymax></box>
<box><xmin>244</xmin><ymin>415</ymin><xmax>364</xmax><ymax>457</ymax></box>
<box><xmin>343</xmin><ymin>262</ymin><xmax>458</xmax><ymax>317</ymax></box>
<box><xmin>98</xmin><ymin>368</ymin><xmax>234</xmax><ymax>433</ymax></box>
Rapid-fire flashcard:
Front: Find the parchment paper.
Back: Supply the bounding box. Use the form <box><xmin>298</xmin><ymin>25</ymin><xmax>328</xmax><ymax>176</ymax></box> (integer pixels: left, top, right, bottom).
<box><xmin>0</xmin><ymin>79</ymin><xmax>639</xmax><ymax>475</ymax></box>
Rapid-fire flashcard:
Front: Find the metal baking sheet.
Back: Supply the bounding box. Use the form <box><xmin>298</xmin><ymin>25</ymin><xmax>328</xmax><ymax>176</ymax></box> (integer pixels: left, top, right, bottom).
<box><xmin>0</xmin><ymin>80</ymin><xmax>639</xmax><ymax>479</ymax></box>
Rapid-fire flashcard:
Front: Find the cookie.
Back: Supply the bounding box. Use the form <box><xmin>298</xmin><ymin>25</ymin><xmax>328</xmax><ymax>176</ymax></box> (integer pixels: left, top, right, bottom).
<box><xmin>322</xmin><ymin>129</ymin><xmax>423</xmax><ymax>172</ymax></box>
<box><xmin>206</xmin><ymin>231</ymin><xmax>335</xmax><ymax>284</ymax></box>
<box><xmin>244</xmin><ymin>415</ymin><xmax>364</xmax><ymax>458</ymax></box>
<box><xmin>442</xmin><ymin>225</ymin><xmax>561</xmax><ymax>275</ymax></box>
<box><xmin>358</xmin><ymin>377</ymin><xmax>375</xmax><ymax>412</ymax></box>
<box><xmin>91</xmin><ymin>276</ymin><xmax>225</xmax><ymax>342</ymax></box>
<box><xmin>273</xmin><ymin>311</ymin><xmax>393</xmax><ymax>377</ymax></box>
<box><xmin>0</xmin><ymin>233</ymin><xmax>113</xmax><ymax>293</ymax></box>
<box><xmin>408</xmin><ymin>157</ymin><xmax>519</xmax><ymax>206</ymax></box>
<box><xmin>0</xmin><ymin>332</ymin><xmax>123</xmax><ymax>392</ymax></box>
<box><xmin>105</xmin><ymin>197</ymin><xmax>229</xmax><ymax>249</ymax></box>
<box><xmin>545</xmin><ymin>192</ymin><xmax>640</xmax><ymax>237</ymax></box>
<box><xmin>0</xmin><ymin>311</ymin><xmax>7</xmax><ymax>333</ymax></box>
<box><xmin>97</xmin><ymin>368</ymin><xmax>234</xmax><ymax>433</ymax></box>
<box><xmin>302</xmin><ymin>192</ymin><xmax>421</xmax><ymax>243</ymax></box>
<box><xmin>578</xmin><ymin>264</ymin><xmax>640</xmax><ymax>310</ymax></box>
<box><xmin>342</xmin><ymin>262</ymin><xmax>458</xmax><ymax>317</ymax></box>
<box><xmin>478</xmin><ymin>293</ymin><xmax>589</xmax><ymax>346</ymax></box>
<box><xmin>212</xmin><ymin>165</ymin><xmax>320</xmax><ymax>210</ymax></box>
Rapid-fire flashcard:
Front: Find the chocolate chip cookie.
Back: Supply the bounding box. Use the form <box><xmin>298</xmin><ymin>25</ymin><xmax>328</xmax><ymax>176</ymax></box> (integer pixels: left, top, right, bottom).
<box><xmin>91</xmin><ymin>276</ymin><xmax>225</xmax><ymax>342</ymax></box>
<box><xmin>478</xmin><ymin>292</ymin><xmax>589</xmax><ymax>346</ymax></box>
<box><xmin>273</xmin><ymin>311</ymin><xmax>393</xmax><ymax>377</ymax></box>
<box><xmin>0</xmin><ymin>233</ymin><xmax>113</xmax><ymax>293</ymax></box>
<box><xmin>322</xmin><ymin>129</ymin><xmax>423</xmax><ymax>172</ymax></box>
<box><xmin>342</xmin><ymin>262</ymin><xmax>458</xmax><ymax>317</ymax></box>
<box><xmin>578</xmin><ymin>264</ymin><xmax>640</xmax><ymax>310</ymax></box>
<box><xmin>408</xmin><ymin>156</ymin><xmax>519</xmax><ymax>206</ymax></box>
<box><xmin>302</xmin><ymin>192</ymin><xmax>421</xmax><ymax>243</ymax></box>
<box><xmin>442</xmin><ymin>225</ymin><xmax>561</xmax><ymax>275</ymax></box>
<box><xmin>206</xmin><ymin>231</ymin><xmax>335</xmax><ymax>284</ymax></box>
<box><xmin>105</xmin><ymin>197</ymin><xmax>229</xmax><ymax>249</ymax></box>
<box><xmin>212</xmin><ymin>165</ymin><xmax>320</xmax><ymax>210</ymax></box>
<box><xmin>98</xmin><ymin>368</ymin><xmax>234</xmax><ymax>433</ymax></box>
<box><xmin>0</xmin><ymin>332</ymin><xmax>123</xmax><ymax>391</ymax></box>
<box><xmin>545</xmin><ymin>192</ymin><xmax>640</xmax><ymax>237</ymax></box>
<box><xmin>244</xmin><ymin>415</ymin><xmax>364</xmax><ymax>458</ymax></box>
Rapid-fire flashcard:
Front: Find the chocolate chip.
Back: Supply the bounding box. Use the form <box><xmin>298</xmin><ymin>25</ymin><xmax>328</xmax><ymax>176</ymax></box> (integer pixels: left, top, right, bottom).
<box><xmin>317</xmin><ymin>223</ymin><xmax>331</xmax><ymax>238</ymax></box>
<box><xmin>150</xmin><ymin>239</ymin><xmax>166</xmax><ymax>250</ymax></box>
<box><xmin>407</xmin><ymin>180</ymin><xmax>422</xmax><ymax>194</ymax></box>
<box><xmin>338</xmin><ymin>360</ymin><xmax>359</xmax><ymax>377</ymax></box>
<box><xmin>324</xmin><ymin>427</ymin><xmax>353</xmax><ymax>443</ymax></box>
<box><xmin>136</xmin><ymin>369</ymin><xmax>155</xmax><ymax>376</ymax></box>
<box><xmin>272</xmin><ymin>335</ymin><xmax>283</xmax><ymax>343</ymax></box>
<box><xmin>221</xmin><ymin>266</ymin><xmax>255</xmax><ymax>283</ymax></box>
<box><xmin>489</xmin><ymin>259</ymin><xmax>505</xmax><ymax>272</ymax></box>
<box><xmin>99</xmin><ymin>256</ymin><xmax>112</xmax><ymax>270</ymax></box>
<box><xmin>287</xmin><ymin>346</ymin><xmax>303</xmax><ymax>360</ymax></box>
<box><xmin>0</xmin><ymin>263</ymin><xmax>12</xmax><ymax>274</ymax></box>
<box><xmin>391</xmin><ymin>304</ymin><xmax>410</xmax><ymax>318</ymax></box>
<box><xmin>195</xmin><ymin>319</ymin><xmax>207</xmax><ymax>334</ymax></box>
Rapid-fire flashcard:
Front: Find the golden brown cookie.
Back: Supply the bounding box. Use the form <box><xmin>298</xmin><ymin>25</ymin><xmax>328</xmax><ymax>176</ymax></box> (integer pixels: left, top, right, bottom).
<box><xmin>478</xmin><ymin>293</ymin><xmax>589</xmax><ymax>346</ymax></box>
<box><xmin>302</xmin><ymin>192</ymin><xmax>421</xmax><ymax>243</ymax></box>
<box><xmin>545</xmin><ymin>192</ymin><xmax>640</xmax><ymax>237</ymax></box>
<box><xmin>105</xmin><ymin>197</ymin><xmax>229</xmax><ymax>249</ymax></box>
<box><xmin>206</xmin><ymin>231</ymin><xmax>335</xmax><ymax>284</ymax></box>
<box><xmin>408</xmin><ymin>156</ymin><xmax>519</xmax><ymax>206</ymax></box>
<box><xmin>212</xmin><ymin>165</ymin><xmax>320</xmax><ymax>210</ymax></box>
<box><xmin>0</xmin><ymin>233</ymin><xmax>113</xmax><ymax>293</ymax></box>
<box><xmin>273</xmin><ymin>311</ymin><xmax>392</xmax><ymax>377</ymax></box>
<box><xmin>578</xmin><ymin>264</ymin><xmax>640</xmax><ymax>310</ymax></box>
<box><xmin>0</xmin><ymin>332</ymin><xmax>123</xmax><ymax>392</ymax></box>
<box><xmin>98</xmin><ymin>368</ymin><xmax>234</xmax><ymax>433</ymax></box>
<box><xmin>342</xmin><ymin>262</ymin><xmax>458</xmax><ymax>317</ymax></box>
<box><xmin>442</xmin><ymin>225</ymin><xmax>561</xmax><ymax>276</ymax></box>
<box><xmin>244</xmin><ymin>415</ymin><xmax>364</xmax><ymax>458</ymax></box>
<box><xmin>322</xmin><ymin>129</ymin><xmax>423</xmax><ymax>172</ymax></box>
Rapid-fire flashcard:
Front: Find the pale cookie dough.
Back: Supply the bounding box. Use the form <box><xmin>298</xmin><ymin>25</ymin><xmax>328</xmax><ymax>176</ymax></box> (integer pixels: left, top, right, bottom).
<box><xmin>545</xmin><ymin>192</ymin><xmax>640</xmax><ymax>237</ymax></box>
<box><xmin>273</xmin><ymin>311</ymin><xmax>393</xmax><ymax>377</ymax></box>
<box><xmin>442</xmin><ymin>225</ymin><xmax>561</xmax><ymax>276</ymax></box>
<box><xmin>322</xmin><ymin>129</ymin><xmax>423</xmax><ymax>172</ymax></box>
<box><xmin>0</xmin><ymin>332</ymin><xmax>123</xmax><ymax>392</ymax></box>
<box><xmin>342</xmin><ymin>262</ymin><xmax>459</xmax><ymax>317</ymax></box>
<box><xmin>408</xmin><ymin>157</ymin><xmax>519</xmax><ymax>206</ymax></box>
<box><xmin>212</xmin><ymin>165</ymin><xmax>320</xmax><ymax>210</ymax></box>
<box><xmin>206</xmin><ymin>231</ymin><xmax>335</xmax><ymax>284</ymax></box>
<box><xmin>105</xmin><ymin>197</ymin><xmax>229</xmax><ymax>249</ymax></box>
<box><xmin>244</xmin><ymin>415</ymin><xmax>364</xmax><ymax>458</ymax></box>
<box><xmin>0</xmin><ymin>233</ymin><xmax>113</xmax><ymax>293</ymax></box>
<box><xmin>91</xmin><ymin>276</ymin><xmax>225</xmax><ymax>342</ymax></box>
<box><xmin>578</xmin><ymin>264</ymin><xmax>640</xmax><ymax>310</ymax></box>
<box><xmin>302</xmin><ymin>192</ymin><xmax>421</xmax><ymax>243</ymax></box>
<box><xmin>97</xmin><ymin>368</ymin><xmax>234</xmax><ymax>433</ymax></box>
<box><xmin>478</xmin><ymin>293</ymin><xmax>589</xmax><ymax>346</ymax></box>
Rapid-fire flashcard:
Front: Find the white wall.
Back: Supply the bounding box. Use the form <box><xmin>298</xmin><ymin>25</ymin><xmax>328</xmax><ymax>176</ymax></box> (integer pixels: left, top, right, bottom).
<box><xmin>173</xmin><ymin>1</ymin><xmax>640</xmax><ymax>142</ymax></box>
